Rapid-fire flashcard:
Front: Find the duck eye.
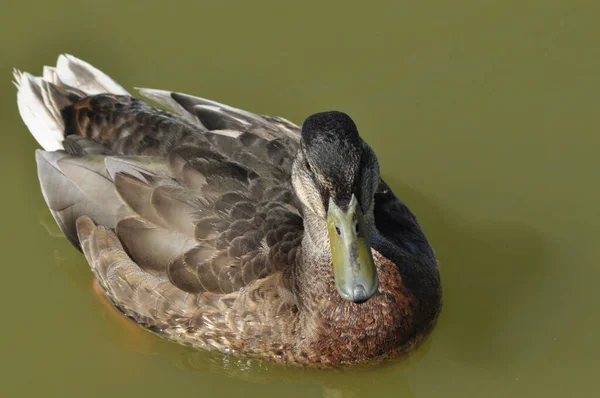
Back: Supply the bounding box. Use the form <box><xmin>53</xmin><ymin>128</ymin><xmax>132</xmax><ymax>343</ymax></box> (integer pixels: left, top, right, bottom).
<box><xmin>354</xmin><ymin>221</ymin><xmax>359</xmax><ymax>234</ymax></box>
<box><xmin>335</xmin><ymin>226</ymin><xmax>341</xmax><ymax>236</ymax></box>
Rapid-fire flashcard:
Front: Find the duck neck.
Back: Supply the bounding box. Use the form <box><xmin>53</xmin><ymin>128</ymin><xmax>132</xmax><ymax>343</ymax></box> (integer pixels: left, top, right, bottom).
<box><xmin>301</xmin><ymin>210</ymin><xmax>329</xmax><ymax>255</ymax></box>
<box><xmin>294</xmin><ymin>209</ymin><xmax>334</xmax><ymax>302</ymax></box>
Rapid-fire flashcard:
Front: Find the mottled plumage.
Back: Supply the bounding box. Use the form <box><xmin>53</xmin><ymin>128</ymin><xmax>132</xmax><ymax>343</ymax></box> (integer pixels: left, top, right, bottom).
<box><xmin>14</xmin><ymin>55</ymin><xmax>441</xmax><ymax>367</ymax></box>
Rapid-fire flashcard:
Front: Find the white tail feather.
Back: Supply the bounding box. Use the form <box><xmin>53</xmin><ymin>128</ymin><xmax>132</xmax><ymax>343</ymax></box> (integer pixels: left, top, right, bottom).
<box><xmin>15</xmin><ymin>71</ymin><xmax>65</xmax><ymax>151</ymax></box>
<box><xmin>14</xmin><ymin>54</ymin><xmax>130</xmax><ymax>151</ymax></box>
<box><xmin>55</xmin><ymin>54</ymin><xmax>129</xmax><ymax>96</ymax></box>
<box><xmin>43</xmin><ymin>66</ymin><xmax>59</xmax><ymax>84</ymax></box>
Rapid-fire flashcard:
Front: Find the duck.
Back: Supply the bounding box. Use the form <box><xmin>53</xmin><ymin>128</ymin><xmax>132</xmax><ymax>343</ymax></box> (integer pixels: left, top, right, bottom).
<box><xmin>13</xmin><ymin>54</ymin><xmax>441</xmax><ymax>367</ymax></box>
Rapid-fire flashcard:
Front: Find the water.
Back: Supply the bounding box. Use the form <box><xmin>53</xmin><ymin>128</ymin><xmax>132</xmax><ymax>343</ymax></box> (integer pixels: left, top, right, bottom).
<box><xmin>1</xmin><ymin>1</ymin><xmax>598</xmax><ymax>396</ymax></box>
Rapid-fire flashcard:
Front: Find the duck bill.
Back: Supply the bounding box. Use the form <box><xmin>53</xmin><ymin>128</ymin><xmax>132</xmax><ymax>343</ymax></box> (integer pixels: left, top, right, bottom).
<box><xmin>327</xmin><ymin>194</ymin><xmax>378</xmax><ymax>303</ymax></box>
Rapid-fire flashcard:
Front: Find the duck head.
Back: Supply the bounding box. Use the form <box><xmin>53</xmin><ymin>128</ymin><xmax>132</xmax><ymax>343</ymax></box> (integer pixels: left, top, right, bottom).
<box><xmin>292</xmin><ymin>111</ymin><xmax>381</xmax><ymax>303</ymax></box>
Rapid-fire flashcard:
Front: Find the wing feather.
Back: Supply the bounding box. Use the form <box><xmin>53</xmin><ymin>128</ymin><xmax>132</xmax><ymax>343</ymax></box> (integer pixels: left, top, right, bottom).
<box><xmin>76</xmin><ymin>216</ymin><xmax>196</xmax><ymax>325</ymax></box>
<box><xmin>25</xmin><ymin>55</ymin><xmax>305</xmax><ymax>347</ymax></box>
<box><xmin>116</xmin><ymin>216</ymin><xmax>196</xmax><ymax>274</ymax></box>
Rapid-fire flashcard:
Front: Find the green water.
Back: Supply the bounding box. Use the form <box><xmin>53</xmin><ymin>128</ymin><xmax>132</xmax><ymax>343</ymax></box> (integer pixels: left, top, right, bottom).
<box><xmin>1</xmin><ymin>1</ymin><xmax>598</xmax><ymax>396</ymax></box>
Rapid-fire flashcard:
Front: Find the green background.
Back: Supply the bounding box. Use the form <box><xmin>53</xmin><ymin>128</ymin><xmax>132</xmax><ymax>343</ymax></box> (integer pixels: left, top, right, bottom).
<box><xmin>1</xmin><ymin>1</ymin><xmax>598</xmax><ymax>397</ymax></box>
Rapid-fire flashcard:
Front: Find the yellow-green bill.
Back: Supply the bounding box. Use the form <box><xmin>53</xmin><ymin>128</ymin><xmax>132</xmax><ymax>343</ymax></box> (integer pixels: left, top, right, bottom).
<box><xmin>327</xmin><ymin>194</ymin><xmax>378</xmax><ymax>303</ymax></box>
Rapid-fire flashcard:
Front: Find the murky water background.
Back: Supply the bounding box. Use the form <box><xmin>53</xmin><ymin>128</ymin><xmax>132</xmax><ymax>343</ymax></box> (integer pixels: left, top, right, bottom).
<box><xmin>1</xmin><ymin>1</ymin><xmax>598</xmax><ymax>397</ymax></box>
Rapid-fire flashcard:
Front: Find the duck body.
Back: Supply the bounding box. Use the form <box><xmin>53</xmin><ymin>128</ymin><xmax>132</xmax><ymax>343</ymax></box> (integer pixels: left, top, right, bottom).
<box><xmin>14</xmin><ymin>55</ymin><xmax>441</xmax><ymax>366</ymax></box>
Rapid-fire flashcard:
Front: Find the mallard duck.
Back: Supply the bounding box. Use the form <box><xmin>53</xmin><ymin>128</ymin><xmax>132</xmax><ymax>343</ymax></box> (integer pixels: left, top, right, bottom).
<box><xmin>14</xmin><ymin>55</ymin><xmax>441</xmax><ymax>367</ymax></box>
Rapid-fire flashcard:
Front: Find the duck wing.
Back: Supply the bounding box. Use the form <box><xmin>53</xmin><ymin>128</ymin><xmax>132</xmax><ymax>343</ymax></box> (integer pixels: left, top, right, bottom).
<box><xmin>17</xmin><ymin>55</ymin><xmax>304</xmax><ymax>334</ymax></box>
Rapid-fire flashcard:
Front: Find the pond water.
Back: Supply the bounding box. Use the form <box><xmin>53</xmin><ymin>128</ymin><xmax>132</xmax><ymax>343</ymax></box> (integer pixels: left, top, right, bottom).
<box><xmin>1</xmin><ymin>1</ymin><xmax>598</xmax><ymax>397</ymax></box>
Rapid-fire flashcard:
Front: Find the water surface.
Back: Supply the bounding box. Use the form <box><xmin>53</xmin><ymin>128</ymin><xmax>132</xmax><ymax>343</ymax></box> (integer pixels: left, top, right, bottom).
<box><xmin>1</xmin><ymin>1</ymin><xmax>598</xmax><ymax>397</ymax></box>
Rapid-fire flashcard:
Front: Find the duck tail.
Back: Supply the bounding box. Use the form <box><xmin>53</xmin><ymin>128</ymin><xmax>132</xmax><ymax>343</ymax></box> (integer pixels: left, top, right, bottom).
<box><xmin>13</xmin><ymin>54</ymin><xmax>130</xmax><ymax>151</ymax></box>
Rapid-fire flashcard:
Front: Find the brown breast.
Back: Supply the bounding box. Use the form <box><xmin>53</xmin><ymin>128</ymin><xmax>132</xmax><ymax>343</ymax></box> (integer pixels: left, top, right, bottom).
<box><xmin>299</xmin><ymin>250</ymin><xmax>425</xmax><ymax>365</ymax></box>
